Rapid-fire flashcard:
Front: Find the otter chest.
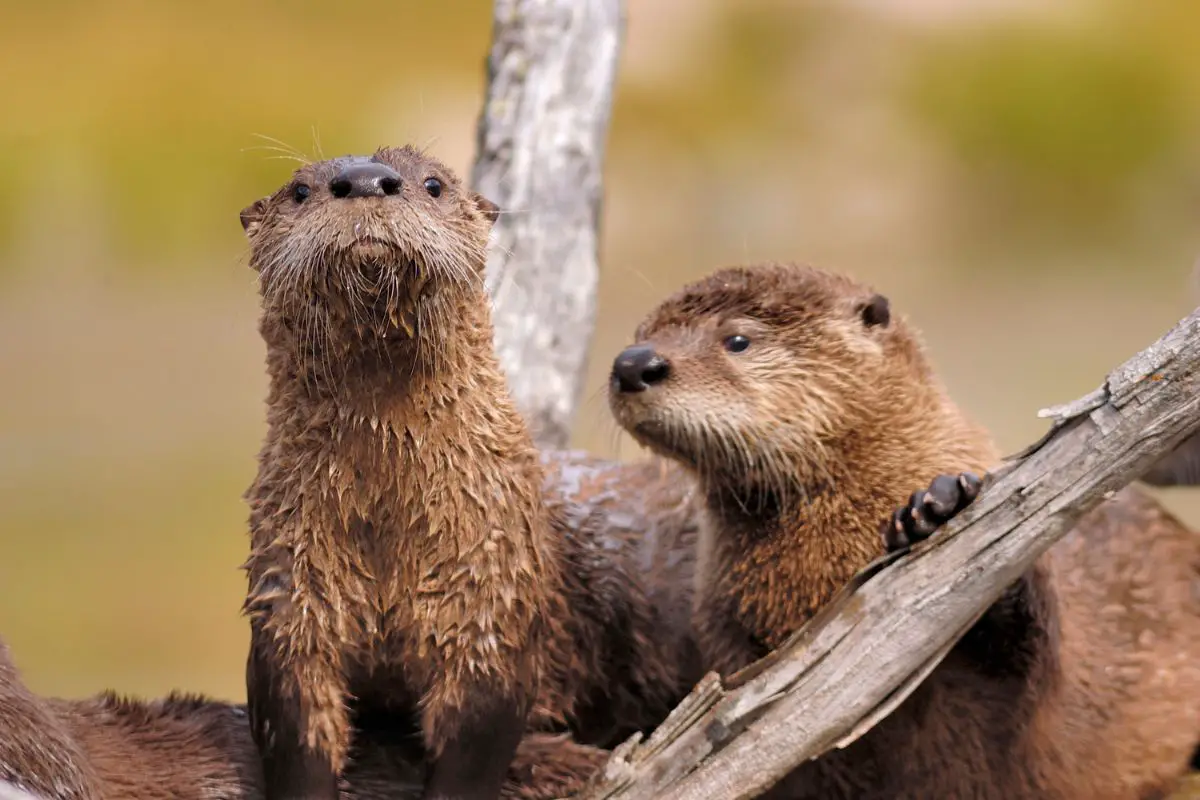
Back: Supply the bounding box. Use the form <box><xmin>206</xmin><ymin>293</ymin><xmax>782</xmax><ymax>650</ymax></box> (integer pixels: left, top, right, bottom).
<box><xmin>328</xmin><ymin>439</ymin><xmax>491</xmax><ymax>594</ymax></box>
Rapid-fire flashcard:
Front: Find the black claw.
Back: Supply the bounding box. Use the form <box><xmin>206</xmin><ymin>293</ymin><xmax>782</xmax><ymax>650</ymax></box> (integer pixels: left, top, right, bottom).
<box><xmin>958</xmin><ymin>472</ymin><xmax>982</xmax><ymax>503</ymax></box>
<box><xmin>881</xmin><ymin>511</ymin><xmax>911</xmax><ymax>551</ymax></box>
<box><xmin>924</xmin><ymin>474</ymin><xmax>962</xmax><ymax>518</ymax></box>
<box><xmin>881</xmin><ymin>471</ymin><xmax>984</xmax><ymax>552</ymax></box>
<box><xmin>907</xmin><ymin>505</ymin><xmax>939</xmax><ymax>538</ymax></box>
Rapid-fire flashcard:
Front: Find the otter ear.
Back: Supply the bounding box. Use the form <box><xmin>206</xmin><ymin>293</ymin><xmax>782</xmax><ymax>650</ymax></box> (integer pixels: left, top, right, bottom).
<box><xmin>858</xmin><ymin>294</ymin><xmax>890</xmax><ymax>328</ymax></box>
<box><xmin>239</xmin><ymin>198</ymin><xmax>268</xmax><ymax>237</ymax></box>
<box><xmin>471</xmin><ymin>192</ymin><xmax>501</xmax><ymax>226</ymax></box>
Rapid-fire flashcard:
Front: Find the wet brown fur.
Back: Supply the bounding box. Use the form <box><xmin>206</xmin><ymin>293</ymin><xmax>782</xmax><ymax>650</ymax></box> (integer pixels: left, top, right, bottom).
<box><xmin>0</xmin><ymin>638</ymin><xmax>606</xmax><ymax>800</ymax></box>
<box><xmin>609</xmin><ymin>262</ymin><xmax>1200</xmax><ymax>799</ymax></box>
<box><xmin>240</xmin><ymin>145</ymin><xmax>569</xmax><ymax>795</ymax></box>
<box><xmin>539</xmin><ymin>450</ymin><xmax>702</xmax><ymax>744</ymax></box>
<box><xmin>239</xmin><ymin>145</ymin><xmax>704</xmax><ymax>794</ymax></box>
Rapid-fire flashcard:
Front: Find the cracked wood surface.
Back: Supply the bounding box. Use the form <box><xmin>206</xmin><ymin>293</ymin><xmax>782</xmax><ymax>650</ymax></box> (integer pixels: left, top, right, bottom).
<box><xmin>472</xmin><ymin>0</ymin><xmax>625</xmax><ymax>450</ymax></box>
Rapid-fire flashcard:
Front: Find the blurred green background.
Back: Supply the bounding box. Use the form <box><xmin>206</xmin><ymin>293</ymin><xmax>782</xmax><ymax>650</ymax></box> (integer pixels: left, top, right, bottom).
<box><xmin>2</xmin><ymin>0</ymin><xmax>1200</xmax><ymax>703</ymax></box>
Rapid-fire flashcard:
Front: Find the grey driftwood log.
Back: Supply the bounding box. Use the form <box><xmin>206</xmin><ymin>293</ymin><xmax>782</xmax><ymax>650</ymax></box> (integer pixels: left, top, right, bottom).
<box><xmin>471</xmin><ymin>0</ymin><xmax>626</xmax><ymax>450</ymax></box>
<box><xmin>0</xmin><ymin>782</ymin><xmax>40</xmax><ymax>800</ymax></box>
<box><xmin>578</xmin><ymin>305</ymin><xmax>1200</xmax><ymax>800</ymax></box>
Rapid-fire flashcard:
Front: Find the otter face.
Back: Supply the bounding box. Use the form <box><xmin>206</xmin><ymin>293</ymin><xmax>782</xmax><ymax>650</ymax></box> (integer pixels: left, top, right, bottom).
<box><xmin>238</xmin><ymin>145</ymin><xmax>499</xmax><ymax>335</ymax></box>
<box><xmin>608</xmin><ymin>262</ymin><xmax>900</xmax><ymax>490</ymax></box>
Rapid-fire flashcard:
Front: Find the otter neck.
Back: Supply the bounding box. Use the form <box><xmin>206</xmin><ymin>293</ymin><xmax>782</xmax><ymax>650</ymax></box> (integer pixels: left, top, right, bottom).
<box><xmin>264</xmin><ymin>283</ymin><xmax>494</xmax><ymax>411</ymax></box>
<box><xmin>696</xmin><ymin>386</ymin><xmax>995</xmax><ymax>648</ymax></box>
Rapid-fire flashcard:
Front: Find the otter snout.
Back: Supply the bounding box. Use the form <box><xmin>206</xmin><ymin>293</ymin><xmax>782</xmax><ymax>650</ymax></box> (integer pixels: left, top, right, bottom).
<box><xmin>329</xmin><ymin>162</ymin><xmax>402</xmax><ymax>199</ymax></box>
<box><xmin>611</xmin><ymin>345</ymin><xmax>670</xmax><ymax>393</ymax></box>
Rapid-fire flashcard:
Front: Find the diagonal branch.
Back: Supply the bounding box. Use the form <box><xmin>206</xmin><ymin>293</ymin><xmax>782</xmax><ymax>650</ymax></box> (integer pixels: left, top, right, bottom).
<box><xmin>471</xmin><ymin>0</ymin><xmax>626</xmax><ymax>450</ymax></box>
<box><xmin>0</xmin><ymin>783</ymin><xmax>40</xmax><ymax>800</ymax></box>
<box><xmin>581</xmin><ymin>305</ymin><xmax>1200</xmax><ymax>800</ymax></box>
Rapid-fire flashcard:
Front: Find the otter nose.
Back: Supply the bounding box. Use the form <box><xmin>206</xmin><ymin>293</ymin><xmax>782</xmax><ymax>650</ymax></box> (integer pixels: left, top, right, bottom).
<box><xmin>612</xmin><ymin>345</ymin><xmax>670</xmax><ymax>393</ymax></box>
<box><xmin>329</xmin><ymin>163</ymin><xmax>403</xmax><ymax>199</ymax></box>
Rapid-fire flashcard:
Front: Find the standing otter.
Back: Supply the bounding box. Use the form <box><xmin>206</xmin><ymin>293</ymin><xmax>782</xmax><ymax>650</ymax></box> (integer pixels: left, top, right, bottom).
<box><xmin>608</xmin><ymin>262</ymin><xmax>1200</xmax><ymax>799</ymax></box>
<box><xmin>0</xmin><ymin>635</ymin><xmax>607</xmax><ymax>799</ymax></box>
<box><xmin>238</xmin><ymin>147</ymin><xmax>705</xmax><ymax>799</ymax></box>
<box><xmin>240</xmin><ymin>146</ymin><xmax>564</xmax><ymax>799</ymax></box>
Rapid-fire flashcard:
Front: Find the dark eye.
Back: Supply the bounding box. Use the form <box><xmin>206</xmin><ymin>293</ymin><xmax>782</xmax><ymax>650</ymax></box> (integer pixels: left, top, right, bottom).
<box><xmin>423</xmin><ymin>177</ymin><xmax>443</xmax><ymax>198</ymax></box>
<box><xmin>292</xmin><ymin>184</ymin><xmax>311</xmax><ymax>204</ymax></box>
<box><xmin>724</xmin><ymin>334</ymin><xmax>750</xmax><ymax>353</ymax></box>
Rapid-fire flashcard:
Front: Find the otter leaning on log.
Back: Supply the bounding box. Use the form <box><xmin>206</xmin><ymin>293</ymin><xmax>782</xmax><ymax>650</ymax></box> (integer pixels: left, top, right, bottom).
<box><xmin>608</xmin><ymin>261</ymin><xmax>1200</xmax><ymax>799</ymax></box>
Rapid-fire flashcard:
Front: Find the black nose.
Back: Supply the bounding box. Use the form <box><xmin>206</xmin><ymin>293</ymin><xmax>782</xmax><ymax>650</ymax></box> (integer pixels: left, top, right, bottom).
<box><xmin>611</xmin><ymin>345</ymin><xmax>670</xmax><ymax>393</ymax></box>
<box><xmin>329</xmin><ymin>162</ymin><xmax>402</xmax><ymax>199</ymax></box>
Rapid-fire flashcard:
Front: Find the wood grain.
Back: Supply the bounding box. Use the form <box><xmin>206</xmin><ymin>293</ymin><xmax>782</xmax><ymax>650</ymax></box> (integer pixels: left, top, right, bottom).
<box><xmin>472</xmin><ymin>0</ymin><xmax>626</xmax><ymax>449</ymax></box>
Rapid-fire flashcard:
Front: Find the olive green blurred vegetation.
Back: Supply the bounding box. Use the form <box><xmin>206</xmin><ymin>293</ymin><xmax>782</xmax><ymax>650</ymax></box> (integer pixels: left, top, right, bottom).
<box><xmin>3</xmin><ymin>0</ymin><xmax>1200</xmax><ymax>705</ymax></box>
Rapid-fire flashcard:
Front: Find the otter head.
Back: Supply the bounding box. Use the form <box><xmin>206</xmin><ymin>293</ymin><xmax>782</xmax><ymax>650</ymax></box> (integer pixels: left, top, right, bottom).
<box><xmin>239</xmin><ymin>145</ymin><xmax>499</xmax><ymax>374</ymax></box>
<box><xmin>608</xmin><ymin>262</ymin><xmax>932</xmax><ymax>501</ymax></box>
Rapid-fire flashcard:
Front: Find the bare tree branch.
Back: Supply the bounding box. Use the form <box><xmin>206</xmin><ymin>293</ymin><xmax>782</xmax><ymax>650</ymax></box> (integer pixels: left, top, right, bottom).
<box><xmin>472</xmin><ymin>0</ymin><xmax>626</xmax><ymax>449</ymax></box>
<box><xmin>0</xmin><ymin>783</ymin><xmax>41</xmax><ymax>800</ymax></box>
<box><xmin>582</xmin><ymin>306</ymin><xmax>1200</xmax><ymax>800</ymax></box>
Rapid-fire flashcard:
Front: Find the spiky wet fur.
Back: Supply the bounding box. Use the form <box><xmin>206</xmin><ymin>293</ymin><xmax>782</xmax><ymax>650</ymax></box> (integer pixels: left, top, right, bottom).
<box><xmin>238</xmin><ymin>145</ymin><xmax>703</xmax><ymax>795</ymax></box>
<box><xmin>240</xmin><ymin>146</ymin><xmax>563</xmax><ymax>791</ymax></box>
<box><xmin>609</xmin><ymin>262</ymin><xmax>1200</xmax><ymax>799</ymax></box>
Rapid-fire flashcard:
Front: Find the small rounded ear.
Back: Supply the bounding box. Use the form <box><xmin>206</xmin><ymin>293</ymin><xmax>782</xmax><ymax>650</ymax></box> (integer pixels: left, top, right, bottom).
<box><xmin>472</xmin><ymin>192</ymin><xmax>501</xmax><ymax>226</ymax></box>
<box><xmin>239</xmin><ymin>198</ymin><xmax>268</xmax><ymax>236</ymax></box>
<box><xmin>858</xmin><ymin>294</ymin><xmax>890</xmax><ymax>328</ymax></box>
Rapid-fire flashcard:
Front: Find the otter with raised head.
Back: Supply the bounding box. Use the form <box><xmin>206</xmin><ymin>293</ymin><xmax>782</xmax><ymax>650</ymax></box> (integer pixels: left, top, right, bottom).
<box><xmin>237</xmin><ymin>146</ymin><xmax>705</xmax><ymax>800</ymax></box>
<box><xmin>0</xmin><ymin>635</ymin><xmax>608</xmax><ymax>800</ymax></box>
<box><xmin>608</xmin><ymin>262</ymin><xmax>1200</xmax><ymax>799</ymax></box>
<box><xmin>240</xmin><ymin>146</ymin><xmax>564</xmax><ymax>800</ymax></box>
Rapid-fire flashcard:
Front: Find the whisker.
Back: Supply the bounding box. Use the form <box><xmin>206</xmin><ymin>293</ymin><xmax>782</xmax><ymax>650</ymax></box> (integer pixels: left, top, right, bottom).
<box><xmin>247</xmin><ymin>134</ymin><xmax>311</xmax><ymax>164</ymax></box>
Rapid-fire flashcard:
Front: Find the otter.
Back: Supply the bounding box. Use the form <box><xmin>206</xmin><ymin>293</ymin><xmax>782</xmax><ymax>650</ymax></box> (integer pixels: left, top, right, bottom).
<box><xmin>238</xmin><ymin>146</ymin><xmax>704</xmax><ymax>799</ymax></box>
<box><xmin>608</xmin><ymin>262</ymin><xmax>1200</xmax><ymax>799</ymax></box>
<box><xmin>0</xmin><ymin>636</ymin><xmax>606</xmax><ymax>799</ymax></box>
<box><xmin>240</xmin><ymin>145</ymin><xmax>569</xmax><ymax>799</ymax></box>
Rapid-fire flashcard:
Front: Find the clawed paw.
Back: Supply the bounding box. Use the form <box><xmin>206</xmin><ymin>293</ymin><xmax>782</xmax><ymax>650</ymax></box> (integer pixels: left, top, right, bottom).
<box><xmin>881</xmin><ymin>472</ymin><xmax>982</xmax><ymax>552</ymax></box>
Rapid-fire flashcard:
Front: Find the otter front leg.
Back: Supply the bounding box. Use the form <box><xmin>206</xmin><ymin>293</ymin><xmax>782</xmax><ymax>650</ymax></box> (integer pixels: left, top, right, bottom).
<box><xmin>421</xmin><ymin>680</ymin><xmax>530</xmax><ymax>800</ymax></box>
<box><xmin>880</xmin><ymin>471</ymin><xmax>982</xmax><ymax>551</ymax></box>
<box><xmin>247</xmin><ymin>621</ymin><xmax>348</xmax><ymax>800</ymax></box>
<box><xmin>880</xmin><ymin>472</ymin><xmax>1050</xmax><ymax>678</ymax></box>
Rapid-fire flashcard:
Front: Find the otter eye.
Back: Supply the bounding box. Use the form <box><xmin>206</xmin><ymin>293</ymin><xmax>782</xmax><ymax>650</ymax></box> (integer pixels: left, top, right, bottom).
<box><xmin>724</xmin><ymin>334</ymin><xmax>750</xmax><ymax>354</ymax></box>
<box><xmin>423</xmin><ymin>177</ymin><xmax>443</xmax><ymax>198</ymax></box>
<box><xmin>292</xmin><ymin>184</ymin><xmax>311</xmax><ymax>204</ymax></box>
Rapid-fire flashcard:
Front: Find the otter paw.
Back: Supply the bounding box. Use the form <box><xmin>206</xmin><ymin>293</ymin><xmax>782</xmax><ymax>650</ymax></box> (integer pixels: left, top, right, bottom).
<box><xmin>881</xmin><ymin>472</ymin><xmax>982</xmax><ymax>551</ymax></box>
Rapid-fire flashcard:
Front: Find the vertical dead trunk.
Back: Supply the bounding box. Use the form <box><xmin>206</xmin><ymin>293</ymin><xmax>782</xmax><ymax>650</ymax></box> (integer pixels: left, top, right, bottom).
<box><xmin>471</xmin><ymin>0</ymin><xmax>626</xmax><ymax>449</ymax></box>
